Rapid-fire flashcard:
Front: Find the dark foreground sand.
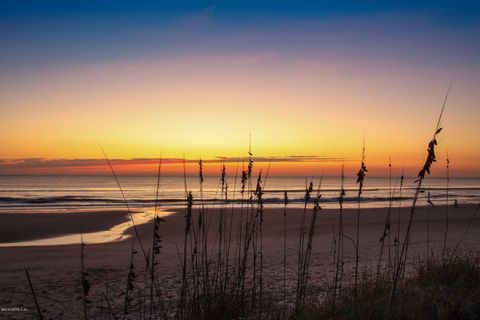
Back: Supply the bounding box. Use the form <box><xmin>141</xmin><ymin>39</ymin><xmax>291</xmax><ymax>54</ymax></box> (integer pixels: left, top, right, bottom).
<box><xmin>0</xmin><ymin>204</ymin><xmax>479</xmax><ymax>319</ymax></box>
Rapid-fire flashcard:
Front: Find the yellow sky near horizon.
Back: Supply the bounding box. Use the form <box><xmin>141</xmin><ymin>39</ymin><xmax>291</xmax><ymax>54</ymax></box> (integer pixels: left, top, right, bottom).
<box><xmin>1</xmin><ymin>55</ymin><xmax>479</xmax><ymax>176</ymax></box>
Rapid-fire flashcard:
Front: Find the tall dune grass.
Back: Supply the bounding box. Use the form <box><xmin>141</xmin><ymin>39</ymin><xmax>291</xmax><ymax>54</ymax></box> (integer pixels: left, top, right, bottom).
<box><xmin>22</xmin><ymin>89</ymin><xmax>480</xmax><ymax>320</ymax></box>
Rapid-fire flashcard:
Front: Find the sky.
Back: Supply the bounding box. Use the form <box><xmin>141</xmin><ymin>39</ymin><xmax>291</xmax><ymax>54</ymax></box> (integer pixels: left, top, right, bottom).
<box><xmin>1</xmin><ymin>1</ymin><xmax>479</xmax><ymax>176</ymax></box>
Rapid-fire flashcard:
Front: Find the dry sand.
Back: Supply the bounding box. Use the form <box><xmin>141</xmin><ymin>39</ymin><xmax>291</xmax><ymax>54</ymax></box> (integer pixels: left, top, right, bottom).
<box><xmin>0</xmin><ymin>204</ymin><xmax>479</xmax><ymax>319</ymax></box>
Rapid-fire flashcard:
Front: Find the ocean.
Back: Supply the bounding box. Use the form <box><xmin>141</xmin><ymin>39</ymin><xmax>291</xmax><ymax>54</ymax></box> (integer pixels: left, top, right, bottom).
<box><xmin>1</xmin><ymin>175</ymin><xmax>479</xmax><ymax>211</ymax></box>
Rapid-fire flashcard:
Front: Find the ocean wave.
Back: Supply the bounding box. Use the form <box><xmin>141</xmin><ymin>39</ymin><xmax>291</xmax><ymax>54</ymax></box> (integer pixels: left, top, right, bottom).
<box><xmin>0</xmin><ymin>192</ymin><xmax>476</xmax><ymax>207</ymax></box>
<box><xmin>2</xmin><ymin>186</ymin><xmax>480</xmax><ymax>194</ymax></box>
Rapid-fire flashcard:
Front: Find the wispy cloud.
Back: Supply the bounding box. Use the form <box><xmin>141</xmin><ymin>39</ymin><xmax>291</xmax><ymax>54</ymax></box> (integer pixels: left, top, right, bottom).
<box><xmin>212</xmin><ymin>156</ymin><xmax>344</xmax><ymax>163</ymax></box>
<box><xmin>0</xmin><ymin>155</ymin><xmax>345</xmax><ymax>172</ymax></box>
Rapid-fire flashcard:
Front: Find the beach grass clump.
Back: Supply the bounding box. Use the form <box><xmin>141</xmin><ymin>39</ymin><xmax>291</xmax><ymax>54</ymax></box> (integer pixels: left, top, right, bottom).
<box><xmin>393</xmin><ymin>255</ymin><xmax>480</xmax><ymax>319</ymax></box>
<box><xmin>297</xmin><ymin>254</ymin><xmax>480</xmax><ymax>320</ymax></box>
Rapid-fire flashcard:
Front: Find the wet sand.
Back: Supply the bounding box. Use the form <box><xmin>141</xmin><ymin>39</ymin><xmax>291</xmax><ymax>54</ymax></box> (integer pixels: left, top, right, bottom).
<box><xmin>0</xmin><ymin>210</ymin><xmax>131</xmax><ymax>243</ymax></box>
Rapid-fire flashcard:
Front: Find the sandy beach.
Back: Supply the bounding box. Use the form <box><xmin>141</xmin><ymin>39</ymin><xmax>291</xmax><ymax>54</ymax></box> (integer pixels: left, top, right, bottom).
<box><xmin>0</xmin><ymin>204</ymin><xmax>479</xmax><ymax>318</ymax></box>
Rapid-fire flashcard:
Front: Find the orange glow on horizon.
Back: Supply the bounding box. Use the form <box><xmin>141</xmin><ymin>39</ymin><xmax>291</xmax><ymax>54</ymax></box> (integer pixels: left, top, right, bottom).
<box><xmin>1</xmin><ymin>156</ymin><xmax>478</xmax><ymax>177</ymax></box>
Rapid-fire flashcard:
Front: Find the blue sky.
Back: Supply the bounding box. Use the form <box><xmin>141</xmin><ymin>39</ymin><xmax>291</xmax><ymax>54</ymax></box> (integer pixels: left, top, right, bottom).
<box><xmin>1</xmin><ymin>1</ymin><xmax>479</xmax><ymax>72</ymax></box>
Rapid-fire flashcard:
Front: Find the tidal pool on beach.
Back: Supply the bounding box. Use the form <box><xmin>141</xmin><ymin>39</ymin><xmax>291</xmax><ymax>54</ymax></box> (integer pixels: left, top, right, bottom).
<box><xmin>0</xmin><ymin>208</ymin><xmax>173</xmax><ymax>247</ymax></box>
